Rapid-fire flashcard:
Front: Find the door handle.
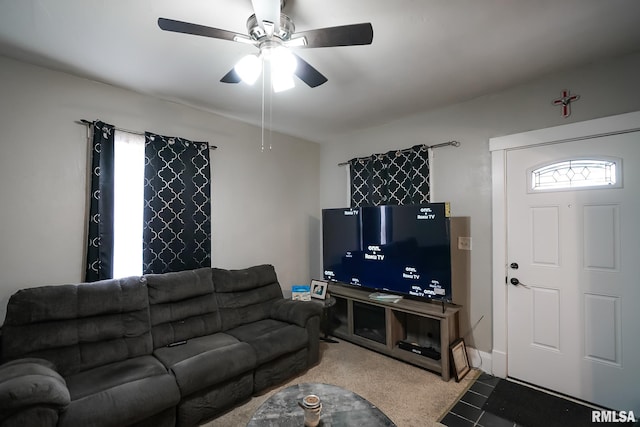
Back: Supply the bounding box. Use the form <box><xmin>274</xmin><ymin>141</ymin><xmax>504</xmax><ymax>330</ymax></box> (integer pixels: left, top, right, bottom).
<box><xmin>510</xmin><ymin>277</ymin><xmax>530</xmax><ymax>289</ymax></box>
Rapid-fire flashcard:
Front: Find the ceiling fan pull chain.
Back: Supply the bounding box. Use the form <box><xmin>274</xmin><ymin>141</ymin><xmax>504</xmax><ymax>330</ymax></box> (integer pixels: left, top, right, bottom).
<box><xmin>269</xmin><ymin>81</ymin><xmax>273</xmax><ymax>150</ymax></box>
<box><xmin>261</xmin><ymin>60</ymin><xmax>266</xmax><ymax>152</ymax></box>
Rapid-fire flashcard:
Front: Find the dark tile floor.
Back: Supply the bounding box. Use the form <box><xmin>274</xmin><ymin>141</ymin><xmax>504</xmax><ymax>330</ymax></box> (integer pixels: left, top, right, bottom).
<box><xmin>441</xmin><ymin>373</ymin><xmax>640</xmax><ymax>427</ymax></box>
<box><xmin>440</xmin><ymin>372</ymin><xmax>523</xmax><ymax>427</ymax></box>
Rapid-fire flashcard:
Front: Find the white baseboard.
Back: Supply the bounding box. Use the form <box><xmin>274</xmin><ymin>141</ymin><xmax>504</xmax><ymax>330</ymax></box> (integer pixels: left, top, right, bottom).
<box><xmin>466</xmin><ymin>346</ymin><xmax>492</xmax><ymax>374</ymax></box>
<box><xmin>491</xmin><ymin>349</ymin><xmax>507</xmax><ymax>378</ymax></box>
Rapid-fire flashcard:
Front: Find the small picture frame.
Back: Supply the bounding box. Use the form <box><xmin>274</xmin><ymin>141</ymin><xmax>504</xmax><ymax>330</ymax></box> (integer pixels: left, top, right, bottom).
<box><xmin>450</xmin><ymin>338</ymin><xmax>470</xmax><ymax>382</ymax></box>
<box><xmin>291</xmin><ymin>285</ymin><xmax>311</xmax><ymax>301</ymax></box>
<box><xmin>310</xmin><ymin>279</ymin><xmax>328</xmax><ymax>300</ymax></box>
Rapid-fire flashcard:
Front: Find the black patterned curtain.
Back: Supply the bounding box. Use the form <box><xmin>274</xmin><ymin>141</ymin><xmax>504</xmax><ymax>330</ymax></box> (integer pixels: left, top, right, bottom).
<box><xmin>349</xmin><ymin>144</ymin><xmax>430</xmax><ymax>207</ymax></box>
<box><xmin>85</xmin><ymin>121</ymin><xmax>115</xmax><ymax>281</ymax></box>
<box><xmin>143</xmin><ymin>132</ymin><xmax>211</xmax><ymax>274</ymax></box>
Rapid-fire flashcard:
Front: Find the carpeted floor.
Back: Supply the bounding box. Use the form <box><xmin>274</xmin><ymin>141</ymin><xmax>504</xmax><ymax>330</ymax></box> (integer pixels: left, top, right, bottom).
<box><xmin>202</xmin><ymin>340</ymin><xmax>479</xmax><ymax>427</ymax></box>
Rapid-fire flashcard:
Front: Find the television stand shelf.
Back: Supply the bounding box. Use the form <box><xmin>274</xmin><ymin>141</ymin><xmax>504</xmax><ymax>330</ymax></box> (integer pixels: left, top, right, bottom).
<box><xmin>328</xmin><ymin>283</ymin><xmax>461</xmax><ymax>381</ymax></box>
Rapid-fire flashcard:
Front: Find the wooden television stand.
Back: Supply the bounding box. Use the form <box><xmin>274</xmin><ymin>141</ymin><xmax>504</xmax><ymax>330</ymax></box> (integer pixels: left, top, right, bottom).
<box><xmin>328</xmin><ymin>283</ymin><xmax>461</xmax><ymax>381</ymax></box>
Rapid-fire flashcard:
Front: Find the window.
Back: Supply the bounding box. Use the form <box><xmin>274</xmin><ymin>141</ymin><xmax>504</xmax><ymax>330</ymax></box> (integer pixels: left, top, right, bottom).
<box><xmin>86</xmin><ymin>121</ymin><xmax>211</xmax><ymax>282</ymax></box>
<box><xmin>529</xmin><ymin>158</ymin><xmax>621</xmax><ymax>192</ymax></box>
<box><xmin>348</xmin><ymin>145</ymin><xmax>431</xmax><ymax>207</ymax></box>
<box><xmin>113</xmin><ymin>131</ymin><xmax>145</xmax><ymax>278</ymax></box>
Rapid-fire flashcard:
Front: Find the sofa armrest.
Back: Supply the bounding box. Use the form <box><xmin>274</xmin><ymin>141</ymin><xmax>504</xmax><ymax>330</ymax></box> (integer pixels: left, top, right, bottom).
<box><xmin>0</xmin><ymin>358</ymin><xmax>70</xmax><ymax>426</ymax></box>
<box><xmin>270</xmin><ymin>299</ymin><xmax>322</xmax><ymax>328</ymax></box>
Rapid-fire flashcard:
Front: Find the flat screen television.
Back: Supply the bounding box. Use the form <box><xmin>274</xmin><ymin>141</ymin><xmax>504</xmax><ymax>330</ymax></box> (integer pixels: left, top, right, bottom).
<box><xmin>322</xmin><ymin>203</ymin><xmax>452</xmax><ymax>302</ymax></box>
<box><xmin>322</xmin><ymin>207</ymin><xmax>362</xmax><ymax>284</ymax></box>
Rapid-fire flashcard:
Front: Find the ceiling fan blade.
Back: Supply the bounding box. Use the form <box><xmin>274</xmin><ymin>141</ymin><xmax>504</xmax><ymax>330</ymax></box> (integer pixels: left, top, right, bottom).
<box><xmin>292</xmin><ymin>53</ymin><xmax>327</xmax><ymax>88</ymax></box>
<box><xmin>251</xmin><ymin>0</ymin><xmax>281</xmax><ymax>33</ymax></box>
<box><xmin>293</xmin><ymin>23</ymin><xmax>373</xmax><ymax>48</ymax></box>
<box><xmin>158</xmin><ymin>18</ymin><xmax>252</xmax><ymax>43</ymax></box>
<box><xmin>220</xmin><ymin>68</ymin><xmax>242</xmax><ymax>84</ymax></box>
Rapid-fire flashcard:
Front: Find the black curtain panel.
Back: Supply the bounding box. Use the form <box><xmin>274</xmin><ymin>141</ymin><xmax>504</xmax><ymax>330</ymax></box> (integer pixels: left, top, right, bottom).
<box><xmin>349</xmin><ymin>157</ymin><xmax>372</xmax><ymax>207</ymax></box>
<box><xmin>143</xmin><ymin>132</ymin><xmax>211</xmax><ymax>274</ymax></box>
<box><xmin>349</xmin><ymin>144</ymin><xmax>430</xmax><ymax>207</ymax></box>
<box><xmin>85</xmin><ymin>121</ymin><xmax>115</xmax><ymax>282</ymax></box>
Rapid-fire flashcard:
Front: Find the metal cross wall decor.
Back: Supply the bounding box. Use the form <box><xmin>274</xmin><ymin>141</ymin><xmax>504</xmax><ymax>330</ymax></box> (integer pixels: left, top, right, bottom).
<box><xmin>552</xmin><ymin>89</ymin><xmax>580</xmax><ymax>118</ymax></box>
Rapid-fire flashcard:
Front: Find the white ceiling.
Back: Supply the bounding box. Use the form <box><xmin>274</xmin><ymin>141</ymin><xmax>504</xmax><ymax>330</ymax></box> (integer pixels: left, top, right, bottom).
<box><xmin>1</xmin><ymin>0</ymin><xmax>640</xmax><ymax>143</ymax></box>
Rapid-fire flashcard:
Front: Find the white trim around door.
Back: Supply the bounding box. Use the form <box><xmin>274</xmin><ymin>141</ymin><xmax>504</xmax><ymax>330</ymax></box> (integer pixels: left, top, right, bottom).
<box><xmin>489</xmin><ymin>110</ymin><xmax>640</xmax><ymax>378</ymax></box>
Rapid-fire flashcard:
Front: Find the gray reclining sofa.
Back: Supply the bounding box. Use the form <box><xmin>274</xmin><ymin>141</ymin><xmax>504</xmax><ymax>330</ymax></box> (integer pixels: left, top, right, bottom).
<box><xmin>0</xmin><ymin>264</ymin><xmax>321</xmax><ymax>427</ymax></box>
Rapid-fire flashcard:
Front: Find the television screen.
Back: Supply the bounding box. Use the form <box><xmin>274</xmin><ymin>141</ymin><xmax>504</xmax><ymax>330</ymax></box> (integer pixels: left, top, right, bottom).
<box><xmin>322</xmin><ymin>203</ymin><xmax>452</xmax><ymax>301</ymax></box>
<box><xmin>322</xmin><ymin>208</ymin><xmax>362</xmax><ymax>285</ymax></box>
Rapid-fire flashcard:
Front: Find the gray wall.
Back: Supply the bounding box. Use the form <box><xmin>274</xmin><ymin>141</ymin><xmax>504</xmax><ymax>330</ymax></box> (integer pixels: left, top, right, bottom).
<box><xmin>2</xmin><ymin>51</ymin><xmax>640</xmax><ymax>355</ymax></box>
<box><xmin>0</xmin><ymin>56</ymin><xmax>320</xmax><ymax>322</ymax></box>
<box><xmin>319</xmin><ymin>52</ymin><xmax>640</xmax><ymax>353</ymax></box>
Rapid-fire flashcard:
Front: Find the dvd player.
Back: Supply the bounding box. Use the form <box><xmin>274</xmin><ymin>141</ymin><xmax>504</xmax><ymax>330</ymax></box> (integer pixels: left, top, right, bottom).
<box><xmin>397</xmin><ymin>340</ymin><xmax>441</xmax><ymax>360</ymax></box>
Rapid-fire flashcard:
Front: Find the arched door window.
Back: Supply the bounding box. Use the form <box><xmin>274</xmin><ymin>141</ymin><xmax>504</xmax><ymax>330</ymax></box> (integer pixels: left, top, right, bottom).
<box><xmin>528</xmin><ymin>157</ymin><xmax>621</xmax><ymax>192</ymax></box>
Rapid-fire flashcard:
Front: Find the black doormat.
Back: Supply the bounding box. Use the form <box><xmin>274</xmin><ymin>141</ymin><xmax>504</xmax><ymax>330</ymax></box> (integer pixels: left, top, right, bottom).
<box><xmin>482</xmin><ymin>380</ymin><xmax>632</xmax><ymax>427</ymax></box>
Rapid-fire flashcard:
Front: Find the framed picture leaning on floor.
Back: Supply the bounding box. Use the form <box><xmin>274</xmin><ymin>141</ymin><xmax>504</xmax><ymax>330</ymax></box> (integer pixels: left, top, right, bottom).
<box><xmin>450</xmin><ymin>338</ymin><xmax>470</xmax><ymax>382</ymax></box>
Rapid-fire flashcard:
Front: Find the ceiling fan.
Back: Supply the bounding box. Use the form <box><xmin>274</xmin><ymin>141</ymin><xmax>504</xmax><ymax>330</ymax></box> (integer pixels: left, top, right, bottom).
<box><xmin>158</xmin><ymin>0</ymin><xmax>373</xmax><ymax>90</ymax></box>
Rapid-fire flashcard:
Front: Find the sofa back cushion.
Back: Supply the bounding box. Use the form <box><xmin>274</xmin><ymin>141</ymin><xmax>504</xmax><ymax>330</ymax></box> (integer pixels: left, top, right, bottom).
<box><xmin>1</xmin><ymin>276</ymin><xmax>152</xmax><ymax>377</ymax></box>
<box><xmin>213</xmin><ymin>264</ymin><xmax>283</xmax><ymax>331</ymax></box>
<box><xmin>146</xmin><ymin>268</ymin><xmax>221</xmax><ymax>348</ymax></box>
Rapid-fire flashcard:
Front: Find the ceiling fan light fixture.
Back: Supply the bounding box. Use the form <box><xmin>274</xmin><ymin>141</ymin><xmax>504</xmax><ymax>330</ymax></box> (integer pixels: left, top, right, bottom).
<box><xmin>234</xmin><ymin>54</ymin><xmax>261</xmax><ymax>85</ymax></box>
<box><xmin>272</xmin><ymin>72</ymin><xmax>295</xmax><ymax>93</ymax></box>
<box><xmin>159</xmin><ymin>0</ymin><xmax>373</xmax><ymax>91</ymax></box>
<box><xmin>270</xmin><ymin>46</ymin><xmax>297</xmax><ymax>75</ymax></box>
<box><xmin>269</xmin><ymin>46</ymin><xmax>296</xmax><ymax>92</ymax></box>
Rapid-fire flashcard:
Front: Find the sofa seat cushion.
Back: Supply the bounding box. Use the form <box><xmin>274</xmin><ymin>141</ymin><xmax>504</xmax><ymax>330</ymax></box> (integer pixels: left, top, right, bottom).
<box><xmin>225</xmin><ymin>319</ymin><xmax>308</xmax><ymax>365</ymax></box>
<box><xmin>153</xmin><ymin>333</ymin><xmax>256</xmax><ymax>397</ymax></box>
<box><xmin>59</xmin><ymin>355</ymin><xmax>180</xmax><ymax>427</ymax></box>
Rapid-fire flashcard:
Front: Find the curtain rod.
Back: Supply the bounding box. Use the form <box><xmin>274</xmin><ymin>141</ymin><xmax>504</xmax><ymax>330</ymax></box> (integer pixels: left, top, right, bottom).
<box><xmin>337</xmin><ymin>140</ymin><xmax>459</xmax><ymax>166</ymax></box>
<box><xmin>78</xmin><ymin>120</ymin><xmax>218</xmax><ymax>150</ymax></box>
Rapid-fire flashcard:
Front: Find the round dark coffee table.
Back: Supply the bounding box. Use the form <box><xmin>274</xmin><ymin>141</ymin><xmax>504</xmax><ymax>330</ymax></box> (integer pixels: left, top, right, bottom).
<box><xmin>247</xmin><ymin>383</ymin><xmax>396</xmax><ymax>426</ymax></box>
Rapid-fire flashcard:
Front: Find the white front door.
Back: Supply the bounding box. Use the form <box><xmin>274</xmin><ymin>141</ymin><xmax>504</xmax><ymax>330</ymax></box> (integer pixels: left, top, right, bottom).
<box><xmin>506</xmin><ymin>131</ymin><xmax>640</xmax><ymax>412</ymax></box>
